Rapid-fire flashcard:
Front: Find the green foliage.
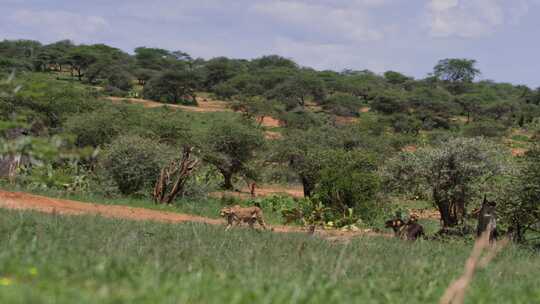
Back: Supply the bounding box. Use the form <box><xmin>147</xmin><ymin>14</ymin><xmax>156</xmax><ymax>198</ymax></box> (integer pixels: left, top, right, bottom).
<box><xmin>99</xmin><ymin>135</ymin><xmax>171</xmax><ymax>195</ymax></box>
<box><xmin>498</xmin><ymin>147</ymin><xmax>540</xmax><ymax>243</ymax></box>
<box><xmin>433</xmin><ymin>58</ymin><xmax>480</xmax><ymax>83</ymax></box>
<box><xmin>314</xmin><ymin>150</ymin><xmax>380</xmax><ymax>224</ymax></box>
<box><xmin>143</xmin><ymin>70</ymin><xmax>200</xmax><ymax>105</ymax></box>
<box><xmin>387</xmin><ymin>113</ymin><xmax>421</xmax><ymax>134</ymax></box>
<box><xmin>266</xmin><ymin>71</ymin><xmax>326</xmax><ymax>108</ymax></box>
<box><xmin>321</xmin><ymin>93</ymin><xmax>363</xmax><ymax>117</ymax></box>
<box><xmin>200</xmin><ymin>118</ymin><xmax>264</xmax><ymax>189</ymax></box>
<box><xmin>462</xmin><ymin>120</ymin><xmax>508</xmax><ymax>138</ymax></box>
<box><xmin>3</xmin><ymin>210</ymin><xmax>540</xmax><ymax>303</ymax></box>
<box><xmin>384</xmin><ymin>70</ymin><xmax>412</xmax><ymax>85</ymax></box>
<box><xmin>371</xmin><ymin>91</ymin><xmax>406</xmax><ymax>114</ymax></box>
<box><xmin>1</xmin><ymin>73</ymin><xmax>101</xmax><ymax>129</ymax></box>
<box><xmin>383</xmin><ymin>137</ymin><xmax>511</xmax><ymax>227</ymax></box>
<box><xmin>433</xmin><ymin>58</ymin><xmax>481</xmax><ymax>94</ymax></box>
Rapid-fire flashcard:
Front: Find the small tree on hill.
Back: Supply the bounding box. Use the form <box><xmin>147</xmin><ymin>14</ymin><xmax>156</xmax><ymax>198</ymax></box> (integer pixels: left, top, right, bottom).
<box><xmin>200</xmin><ymin>119</ymin><xmax>264</xmax><ymax>190</ymax></box>
<box><xmin>276</xmin><ymin>127</ymin><xmax>343</xmax><ymax>196</ymax></box>
<box><xmin>433</xmin><ymin>58</ymin><xmax>480</xmax><ymax>94</ymax></box>
<box><xmin>143</xmin><ymin>70</ymin><xmax>201</xmax><ymax>105</ymax></box>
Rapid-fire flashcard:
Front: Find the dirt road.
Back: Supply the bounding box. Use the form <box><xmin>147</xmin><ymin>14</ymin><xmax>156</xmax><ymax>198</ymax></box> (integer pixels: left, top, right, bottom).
<box><xmin>0</xmin><ymin>190</ymin><xmax>387</xmax><ymax>240</ymax></box>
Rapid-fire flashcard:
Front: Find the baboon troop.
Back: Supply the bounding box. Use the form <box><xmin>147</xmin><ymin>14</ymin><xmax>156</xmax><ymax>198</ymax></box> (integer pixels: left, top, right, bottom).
<box><xmin>385</xmin><ymin>214</ymin><xmax>425</xmax><ymax>241</ymax></box>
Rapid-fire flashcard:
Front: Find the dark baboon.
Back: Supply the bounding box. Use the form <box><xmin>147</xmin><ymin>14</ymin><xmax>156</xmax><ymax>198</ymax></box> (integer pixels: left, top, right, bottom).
<box><xmin>385</xmin><ymin>215</ymin><xmax>425</xmax><ymax>241</ymax></box>
<box><xmin>476</xmin><ymin>195</ymin><xmax>498</xmax><ymax>242</ymax></box>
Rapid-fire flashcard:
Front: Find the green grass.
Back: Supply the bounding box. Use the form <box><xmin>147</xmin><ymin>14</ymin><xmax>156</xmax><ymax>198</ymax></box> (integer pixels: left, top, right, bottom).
<box><xmin>511</xmin><ymin>134</ymin><xmax>531</xmax><ymax>143</ymax></box>
<box><xmin>1</xmin><ymin>210</ymin><xmax>540</xmax><ymax>303</ymax></box>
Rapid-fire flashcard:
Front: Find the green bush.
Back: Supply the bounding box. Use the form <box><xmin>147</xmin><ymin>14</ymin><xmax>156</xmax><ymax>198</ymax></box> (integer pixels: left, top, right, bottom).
<box><xmin>462</xmin><ymin>120</ymin><xmax>507</xmax><ymax>138</ymax></box>
<box><xmin>321</xmin><ymin>93</ymin><xmax>363</xmax><ymax>117</ymax></box>
<box><xmin>99</xmin><ymin>135</ymin><xmax>171</xmax><ymax>195</ymax></box>
<box><xmin>314</xmin><ymin>150</ymin><xmax>380</xmax><ymax>225</ymax></box>
<box><xmin>64</xmin><ymin>106</ymin><xmax>123</xmax><ymax>147</ymax></box>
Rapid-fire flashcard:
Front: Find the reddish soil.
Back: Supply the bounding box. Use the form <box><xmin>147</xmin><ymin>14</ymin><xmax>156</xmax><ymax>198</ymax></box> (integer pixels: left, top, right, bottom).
<box><xmin>0</xmin><ymin>190</ymin><xmax>388</xmax><ymax>239</ymax></box>
<box><xmin>107</xmin><ymin>97</ymin><xmax>231</xmax><ymax>113</ymax></box>
<box><xmin>359</xmin><ymin>106</ymin><xmax>371</xmax><ymax>113</ymax></box>
<box><xmin>210</xmin><ymin>184</ymin><xmax>304</xmax><ymax>200</ymax></box>
<box><xmin>258</xmin><ymin>116</ymin><xmax>281</xmax><ymax>128</ymax></box>
<box><xmin>402</xmin><ymin>145</ymin><xmax>418</xmax><ymax>153</ymax></box>
<box><xmin>409</xmin><ymin>208</ymin><xmax>441</xmax><ymax>221</ymax></box>
<box><xmin>264</xmin><ymin>131</ymin><xmax>283</xmax><ymax>140</ymax></box>
<box><xmin>334</xmin><ymin>116</ymin><xmax>359</xmax><ymax>125</ymax></box>
<box><xmin>511</xmin><ymin>148</ymin><xmax>527</xmax><ymax>157</ymax></box>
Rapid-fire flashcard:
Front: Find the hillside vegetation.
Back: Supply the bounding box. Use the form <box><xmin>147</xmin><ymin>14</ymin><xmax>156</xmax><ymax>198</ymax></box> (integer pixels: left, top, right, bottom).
<box><xmin>1</xmin><ymin>38</ymin><xmax>540</xmax><ymax>241</ymax></box>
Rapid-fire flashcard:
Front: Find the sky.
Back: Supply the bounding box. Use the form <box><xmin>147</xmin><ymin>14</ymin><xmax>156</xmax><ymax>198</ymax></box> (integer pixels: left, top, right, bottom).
<box><xmin>1</xmin><ymin>0</ymin><xmax>539</xmax><ymax>88</ymax></box>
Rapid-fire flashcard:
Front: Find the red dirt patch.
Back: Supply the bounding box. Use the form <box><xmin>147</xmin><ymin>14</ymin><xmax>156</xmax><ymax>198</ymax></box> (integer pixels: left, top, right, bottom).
<box><xmin>402</xmin><ymin>145</ymin><xmax>418</xmax><ymax>153</ymax></box>
<box><xmin>258</xmin><ymin>116</ymin><xmax>281</xmax><ymax>128</ymax></box>
<box><xmin>409</xmin><ymin>208</ymin><xmax>440</xmax><ymax>221</ymax></box>
<box><xmin>359</xmin><ymin>106</ymin><xmax>370</xmax><ymax>113</ymax></box>
<box><xmin>334</xmin><ymin>116</ymin><xmax>359</xmax><ymax>125</ymax></box>
<box><xmin>210</xmin><ymin>184</ymin><xmax>304</xmax><ymax>200</ymax></box>
<box><xmin>107</xmin><ymin>97</ymin><xmax>231</xmax><ymax>113</ymax></box>
<box><xmin>511</xmin><ymin>148</ymin><xmax>527</xmax><ymax>157</ymax></box>
<box><xmin>265</xmin><ymin>131</ymin><xmax>282</xmax><ymax>140</ymax></box>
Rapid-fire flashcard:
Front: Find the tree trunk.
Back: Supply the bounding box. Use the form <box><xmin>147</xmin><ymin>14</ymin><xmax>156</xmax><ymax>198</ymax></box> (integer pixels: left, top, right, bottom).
<box><xmin>76</xmin><ymin>68</ymin><xmax>82</xmax><ymax>81</ymax></box>
<box><xmin>434</xmin><ymin>189</ymin><xmax>459</xmax><ymax>227</ymax></box>
<box><xmin>153</xmin><ymin>147</ymin><xmax>199</xmax><ymax>204</ymax></box>
<box><xmin>222</xmin><ymin>170</ymin><xmax>234</xmax><ymax>190</ymax></box>
<box><xmin>301</xmin><ymin>176</ymin><xmax>312</xmax><ymax>197</ymax></box>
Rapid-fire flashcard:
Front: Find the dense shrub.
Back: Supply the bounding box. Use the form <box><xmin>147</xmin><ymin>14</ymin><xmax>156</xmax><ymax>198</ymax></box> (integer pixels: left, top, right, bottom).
<box><xmin>314</xmin><ymin>150</ymin><xmax>380</xmax><ymax>224</ymax></box>
<box><xmin>64</xmin><ymin>107</ymin><xmax>123</xmax><ymax>147</ymax></box>
<box><xmin>462</xmin><ymin>120</ymin><xmax>508</xmax><ymax>138</ymax></box>
<box><xmin>200</xmin><ymin>118</ymin><xmax>264</xmax><ymax>189</ymax></box>
<box><xmin>388</xmin><ymin>113</ymin><xmax>421</xmax><ymax>134</ymax></box>
<box><xmin>99</xmin><ymin>135</ymin><xmax>171</xmax><ymax>195</ymax></box>
<box><xmin>321</xmin><ymin>93</ymin><xmax>363</xmax><ymax>117</ymax></box>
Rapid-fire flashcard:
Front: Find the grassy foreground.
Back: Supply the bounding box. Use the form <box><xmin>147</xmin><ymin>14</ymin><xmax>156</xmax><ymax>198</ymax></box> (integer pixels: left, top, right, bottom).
<box><xmin>0</xmin><ymin>209</ymin><xmax>539</xmax><ymax>303</ymax></box>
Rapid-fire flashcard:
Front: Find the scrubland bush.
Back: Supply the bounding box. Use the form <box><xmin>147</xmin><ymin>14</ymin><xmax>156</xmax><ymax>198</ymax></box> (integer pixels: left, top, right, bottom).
<box><xmin>462</xmin><ymin>120</ymin><xmax>508</xmax><ymax>138</ymax></box>
<box><xmin>99</xmin><ymin>135</ymin><xmax>171</xmax><ymax>195</ymax></box>
<box><xmin>314</xmin><ymin>150</ymin><xmax>381</xmax><ymax>225</ymax></box>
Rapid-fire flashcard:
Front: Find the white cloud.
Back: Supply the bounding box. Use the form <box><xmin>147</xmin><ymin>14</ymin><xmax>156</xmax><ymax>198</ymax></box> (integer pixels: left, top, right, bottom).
<box><xmin>5</xmin><ymin>9</ymin><xmax>108</xmax><ymax>42</ymax></box>
<box><xmin>251</xmin><ymin>1</ymin><xmax>385</xmax><ymax>43</ymax></box>
<box><xmin>425</xmin><ymin>0</ymin><xmax>533</xmax><ymax>38</ymax></box>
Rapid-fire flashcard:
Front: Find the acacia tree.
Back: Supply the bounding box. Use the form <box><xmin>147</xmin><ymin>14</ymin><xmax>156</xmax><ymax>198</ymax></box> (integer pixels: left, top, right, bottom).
<box><xmin>383</xmin><ymin>137</ymin><xmax>509</xmax><ymax>228</ymax></box>
<box><xmin>433</xmin><ymin>58</ymin><xmax>481</xmax><ymax>94</ymax></box>
<box><xmin>143</xmin><ymin>70</ymin><xmax>201</xmax><ymax>105</ymax></box>
<box><xmin>276</xmin><ymin>127</ymin><xmax>343</xmax><ymax>197</ymax></box>
<box><xmin>200</xmin><ymin>119</ymin><xmax>264</xmax><ymax>190</ymax></box>
<box><xmin>66</xmin><ymin>46</ymin><xmax>98</xmax><ymax>81</ymax></box>
<box><xmin>498</xmin><ymin>147</ymin><xmax>540</xmax><ymax>243</ymax></box>
<box><xmin>267</xmin><ymin>72</ymin><xmax>326</xmax><ymax>108</ymax></box>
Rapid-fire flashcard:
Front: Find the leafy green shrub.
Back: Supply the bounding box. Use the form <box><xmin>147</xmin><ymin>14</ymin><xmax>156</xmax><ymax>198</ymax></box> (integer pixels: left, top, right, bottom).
<box><xmin>200</xmin><ymin>118</ymin><xmax>264</xmax><ymax>190</ymax></box>
<box><xmin>321</xmin><ymin>93</ymin><xmax>363</xmax><ymax>117</ymax></box>
<box><xmin>64</xmin><ymin>106</ymin><xmax>123</xmax><ymax>147</ymax></box>
<box><xmin>212</xmin><ymin>82</ymin><xmax>239</xmax><ymax>100</ymax></box>
<box><xmin>462</xmin><ymin>120</ymin><xmax>507</xmax><ymax>137</ymax></box>
<box><xmin>387</xmin><ymin>113</ymin><xmax>421</xmax><ymax>134</ymax></box>
<box><xmin>99</xmin><ymin>135</ymin><xmax>171</xmax><ymax>195</ymax></box>
<box><xmin>314</xmin><ymin>150</ymin><xmax>380</xmax><ymax>225</ymax></box>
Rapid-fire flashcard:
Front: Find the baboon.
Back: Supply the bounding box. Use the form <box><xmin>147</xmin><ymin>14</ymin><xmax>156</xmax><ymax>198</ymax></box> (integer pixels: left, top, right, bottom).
<box><xmin>385</xmin><ymin>215</ymin><xmax>425</xmax><ymax>241</ymax></box>
<box><xmin>476</xmin><ymin>195</ymin><xmax>498</xmax><ymax>242</ymax></box>
<box><xmin>250</xmin><ymin>182</ymin><xmax>257</xmax><ymax>197</ymax></box>
<box><xmin>220</xmin><ymin>205</ymin><xmax>267</xmax><ymax>231</ymax></box>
